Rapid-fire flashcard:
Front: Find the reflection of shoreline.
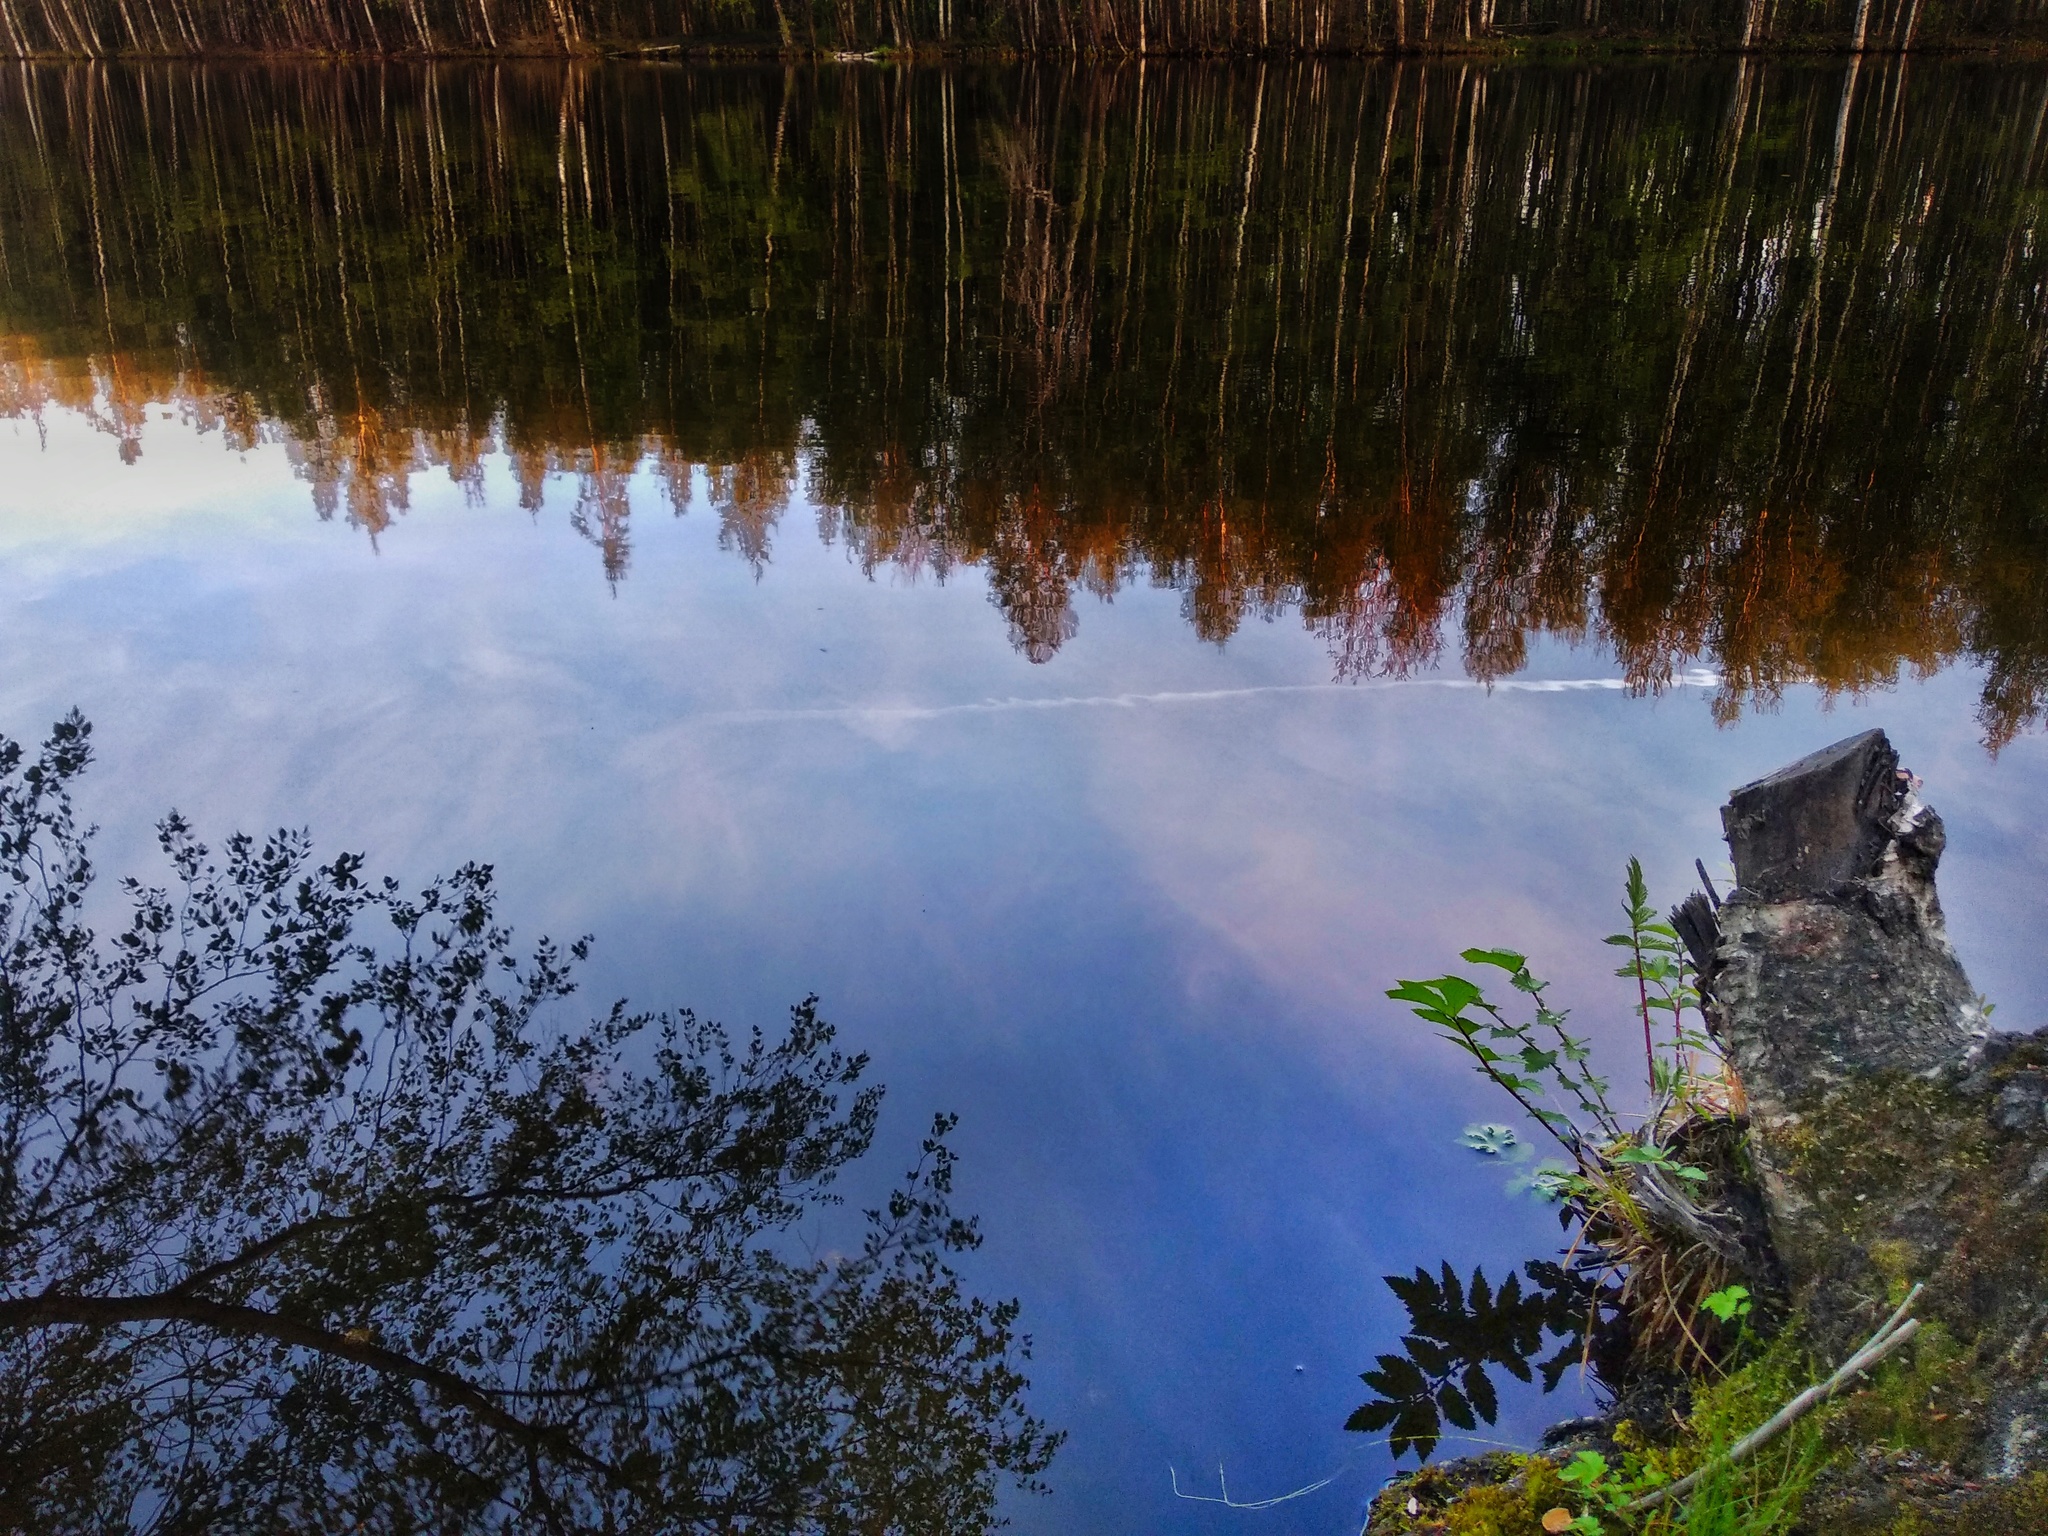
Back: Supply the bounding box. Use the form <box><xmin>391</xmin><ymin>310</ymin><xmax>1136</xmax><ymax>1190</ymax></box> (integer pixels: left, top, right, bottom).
<box><xmin>703</xmin><ymin>672</ymin><xmax>1727</xmax><ymax>727</ymax></box>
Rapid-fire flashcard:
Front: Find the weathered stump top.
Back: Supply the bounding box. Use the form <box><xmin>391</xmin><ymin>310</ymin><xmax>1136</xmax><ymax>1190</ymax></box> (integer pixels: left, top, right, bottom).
<box><xmin>1722</xmin><ymin>728</ymin><xmax>1905</xmax><ymax>900</ymax></box>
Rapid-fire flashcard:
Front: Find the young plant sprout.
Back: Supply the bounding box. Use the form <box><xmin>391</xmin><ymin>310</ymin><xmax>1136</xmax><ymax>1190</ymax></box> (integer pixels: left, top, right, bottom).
<box><xmin>1384</xmin><ymin>862</ymin><xmax>1755</xmax><ymax>1375</ymax></box>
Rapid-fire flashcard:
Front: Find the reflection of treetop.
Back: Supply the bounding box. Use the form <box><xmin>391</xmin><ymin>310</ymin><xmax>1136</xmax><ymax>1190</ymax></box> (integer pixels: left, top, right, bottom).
<box><xmin>4</xmin><ymin>62</ymin><xmax>2045</xmax><ymax>745</ymax></box>
<box><xmin>0</xmin><ymin>713</ymin><xmax>1058</xmax><ymax>1531</ymax></box>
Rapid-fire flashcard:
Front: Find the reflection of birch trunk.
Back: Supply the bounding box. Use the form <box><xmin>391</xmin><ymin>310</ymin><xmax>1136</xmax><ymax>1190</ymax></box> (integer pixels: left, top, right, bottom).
<box><xmin>1438</xmin><ymin>66</ymin><xmax>1481</xmax><ymax>401</ymax></box>
<box><xmin>1161</xmin><ymin>92</ymin><xmax>1193</xmax><ymax>423</ymax></box>
<box><xmin>1348</xmin><ymin>66</ymin><xmax>1403</xmax><ymax>396</ymax></box>
<box><xmin>1957</xmin><ymin>82</ymin><xmax>2048</xmax><ymax>406</ymax></box>
<box><xmin>1262</xmin><ymin>64</ymin><xmax>1310</xmax><ymax>448</ymax></box>
<box><xmin>1056</xmin><ymin>73</ymin><xmax>1098</xmax><ymax>387</ymax></box>
<box><xmin>1809</xmin><ymin>59</ymin><xmax>1917</xmax><ymax>440</ymax></box>
<box><xmin>555</xmin><ymin>77</ymin><xmax>597</xmax><ymax>455</ymax></box>
<box><xmin>1776</xmin><ymin>58</ymin><xmax>1860</xmax><ymax>480</ymax></box>
<box><xmin>1645</xmin><ymin>59</ymin><xmax>1755</xmax><ymax>511</ymax></box>
<box><xmin>1217</xmin><ymin>63</ymin><xmax>1265</xmax><ymax>438</ymax></box>
<box><xmin>81</xmin><ymin>68</ymin><xmax>117</xmax><ymax>354</ymax></box>
<box><xmin>1900</xmin><ymin>0</ymin><xmax>1926</xmax><ymax>50</ymax></box>
<box><xmin>1111</xmin><ymin>61</ymin><xmax>1145</xmax><ymax>372</ymax></box>
<box><xmin>1325</xmin><ymin>74</ymin><xmax>1373</xmax><ymax>490</ymax></box>
<box><xmin>941</xmin><ymin>70</ymin><xmax>955</xmax><ymax>388</ymax></box>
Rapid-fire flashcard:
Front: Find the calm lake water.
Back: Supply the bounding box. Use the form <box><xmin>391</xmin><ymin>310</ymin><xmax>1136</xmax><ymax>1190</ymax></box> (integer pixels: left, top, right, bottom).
<box><xmin>5</xmin><ymin>58</ymin><xmax>2048</xmax><ymax>1531</ymax></box>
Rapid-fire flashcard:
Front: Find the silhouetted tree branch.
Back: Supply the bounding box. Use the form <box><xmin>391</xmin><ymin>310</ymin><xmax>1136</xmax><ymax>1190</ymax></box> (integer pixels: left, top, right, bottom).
<box><xmin>0</xmin><ymin>710</ymin><xmax>1058</xmax><ymax>1533</ymax></box>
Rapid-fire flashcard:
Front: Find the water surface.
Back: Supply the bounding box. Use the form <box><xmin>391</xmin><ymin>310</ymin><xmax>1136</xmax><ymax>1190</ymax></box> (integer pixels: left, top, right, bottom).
<box><xmin>4</xmin><ymin>58</ymin><xmax>2048</xmax><ymax>1531</ymax></box>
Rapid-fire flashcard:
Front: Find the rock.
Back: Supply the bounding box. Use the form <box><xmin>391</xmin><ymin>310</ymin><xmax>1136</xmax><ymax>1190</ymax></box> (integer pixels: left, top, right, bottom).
<box><xmin>1536</xmin><ymin>1416</ymin><xmax>1607</xmax><ymax>1449</ymax></box>
<box><xmin>1802</xmin><ymin>1448</ymin><xmax>2048</xmax><ymax>1533</ymax></box>
<box><xmin>1712</xmin><ymin>732</ymin><xmax>1976</xmax><ymax>1115</ymax></box>
<box><xmin>1995</xmin><ymin>1076</ymin><xmax>2045</xmax><ymax>1133</ymax></box>
<box><xmin>1703</xmin><ymin>729</ymin><xmax>2048</xmax><ymax>1484</ymax></box>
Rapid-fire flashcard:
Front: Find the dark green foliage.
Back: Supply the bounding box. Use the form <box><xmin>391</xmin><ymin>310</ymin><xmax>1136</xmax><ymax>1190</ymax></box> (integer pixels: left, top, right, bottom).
<box><xmin>1347</xmin><ymin>1261</ymin><xmax>1608</xmax><ymax>1461</ymax></box>
<box><xmin>0</xmin><ymin>712</ymin><xmax>1058</xmax><ymax>1532</ymax></box>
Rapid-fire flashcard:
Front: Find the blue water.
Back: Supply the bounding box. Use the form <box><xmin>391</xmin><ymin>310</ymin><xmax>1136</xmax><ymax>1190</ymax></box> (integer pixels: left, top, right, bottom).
<box><xmin>3</xmin><ymin>408</ymin><xmax>2045</xmax><ymax>1531</ymax></box>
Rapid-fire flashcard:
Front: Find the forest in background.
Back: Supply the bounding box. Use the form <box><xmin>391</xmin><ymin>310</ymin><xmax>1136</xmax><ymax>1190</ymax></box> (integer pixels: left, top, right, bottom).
<box><xmin>1</xmin><ymin>0</ymin><xmax>2046</xmax><ymax>57</ymax></box>
<box><xmin>3</xmin><ymin>60</ymin><xmax>2047</xmax><ymax>745</ymax></box>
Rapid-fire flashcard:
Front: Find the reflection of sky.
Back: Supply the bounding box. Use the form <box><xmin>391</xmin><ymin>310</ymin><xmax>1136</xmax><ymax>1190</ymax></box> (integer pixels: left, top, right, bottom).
<box><xmin>5</xmin><ymin>409</ymin><xmax>2047</xmax><ymax>1533</ymax></box>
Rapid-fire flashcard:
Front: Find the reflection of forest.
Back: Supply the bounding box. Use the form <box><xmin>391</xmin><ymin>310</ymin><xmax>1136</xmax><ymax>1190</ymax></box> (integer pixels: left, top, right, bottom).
<box><xmin>4</xmin><ymin>62</ymin><xmax>2046</xmax><ymax>743</ymax></box>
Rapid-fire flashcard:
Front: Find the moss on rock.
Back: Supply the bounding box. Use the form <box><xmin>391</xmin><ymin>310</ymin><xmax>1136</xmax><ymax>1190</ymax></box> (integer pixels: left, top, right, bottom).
<box><xmin>1761</xmin><ymin>1035</ymin><xmax>2048</xmax><ymax>1482</ymax></box>
<box><xmin>1367</xmin><ymin>1454</ymin><xmax>1580</xmax><ymax>1535</ymax></box>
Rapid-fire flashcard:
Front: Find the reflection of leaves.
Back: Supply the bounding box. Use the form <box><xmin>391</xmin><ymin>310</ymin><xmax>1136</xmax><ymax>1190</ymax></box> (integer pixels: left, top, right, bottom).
<box><xmin>1460</xmin><ymin>1123</ymin><xmax>1522</xmax><ymax>1157</ymax></box>
<box><xmin>1507</xmin><ymin>1156</ymin><xmax>1579</xmax><ymax>1201</ymax></box>
<box><xmin>1346</xmin><ymin>1261</ymin><xmax>1609</xmax><ymax>1462</ymax></box>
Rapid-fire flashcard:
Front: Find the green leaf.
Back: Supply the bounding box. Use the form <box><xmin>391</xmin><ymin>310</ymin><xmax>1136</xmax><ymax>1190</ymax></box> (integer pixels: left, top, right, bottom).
<box><xmin>1435</xmin><ymin>975</ymin><xmax>1484</xmax><ymax>1011</ymax></box>
<box><xmin>1387</xmin><ymin>979</ymin><xmax>1451</xmax><ymax>1008</ymax></box>
<box><xmin>1460</xmin><ymin>947</ymin><xmax>1526</xmax><ymax>973</ymax></box>
<box><xmin>1700</xmin><ymin>1285</ymin><xmax>1753</xmax><ymax>1323</ymax></box>
<box><xmin>1608</xmin><ymin>1145</ymin><xmax>1670</xmax><ymax>1165</ymax></box>
<box><xmin>1559</xmin><ymin>1449</ymin><xmax>1609</xmax><ymax>1487</ymax></box>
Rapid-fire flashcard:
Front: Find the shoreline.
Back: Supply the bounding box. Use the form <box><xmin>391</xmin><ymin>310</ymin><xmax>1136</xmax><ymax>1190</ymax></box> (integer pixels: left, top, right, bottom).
<box><xmin>4</xmin><ymin>36</ymin><xmax>2048</xmax><ymax>61</ymax></box>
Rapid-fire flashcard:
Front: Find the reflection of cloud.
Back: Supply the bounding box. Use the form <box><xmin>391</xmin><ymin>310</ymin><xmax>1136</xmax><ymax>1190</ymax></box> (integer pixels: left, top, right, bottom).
<box><xmin>1062</xmin><ymin>676</ymin><xmax>1765</xmax><ymax>1075</ymax></box>
<box><xmin>700</xmin><ymin>671</ymin><xmax>1723</xmax><ymax>727</ymax></box>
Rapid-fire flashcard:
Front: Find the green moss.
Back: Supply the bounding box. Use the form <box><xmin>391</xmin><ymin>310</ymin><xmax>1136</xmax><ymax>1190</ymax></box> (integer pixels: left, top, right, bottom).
<box><xmin>1439</xmin><ymin>1460</ymin><xmax>1575</xmax><ymax>1535</ymax></box>
<box><xmin>1691</xmin><ymin>1336</ymin><xmax>1815</xmax><ymax>1439</ymax></box>
<box><xmin>1821</xmin><ymin>1322</ymin><xmax>1982</xmax><ymax>1467</ymax></box>
<box><xmin>1371</xmin><ymin>1455</ymin><xmax>1581</xmax><ymax>1535</ymax></box>
<box><xmin>1772</xmin><ymin>1077</ymin><xmax>1992</xmax><ymax>1242</ymax></box>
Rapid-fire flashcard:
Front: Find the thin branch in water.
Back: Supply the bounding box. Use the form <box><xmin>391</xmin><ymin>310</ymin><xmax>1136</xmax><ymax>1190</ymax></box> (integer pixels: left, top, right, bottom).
<box><xmin>1169</xmin><ymin>1461</ymin><xmax>1339</xmax><ymax>1509</ymax></box>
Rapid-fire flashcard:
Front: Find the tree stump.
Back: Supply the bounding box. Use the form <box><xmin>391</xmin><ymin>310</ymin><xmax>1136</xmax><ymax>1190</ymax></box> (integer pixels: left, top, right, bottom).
<box><xmin>1705</xmin><ymin>730</ymin><xmax>2048</xmax><ymax>1488</ymax></box>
